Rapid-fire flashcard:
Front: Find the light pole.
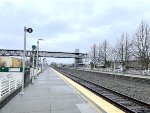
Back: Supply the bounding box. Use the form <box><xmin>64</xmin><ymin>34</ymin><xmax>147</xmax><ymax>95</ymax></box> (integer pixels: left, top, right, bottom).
<box><xmin>31</xmin><ymin>45</ymin><xmax>36</xmax><ymax>83</ymax></box>
<box><xmin>32</xmin><ymin>51</ymin><xmax>35</xmax><ymax>83</ymax></box>
<box><xmin>20</xmin><ymin>26</ymin><xmax>33</xmax><ymax>94</ymax></box>
<box><xmin>42</xmin><ymin>58</ymin><xmax>46</xmax><ymax>72</ymax></box>
<box><xmin>36</xmin><ymin>39</ymin><xmax>43</xmax><ymax>78</ymax></box>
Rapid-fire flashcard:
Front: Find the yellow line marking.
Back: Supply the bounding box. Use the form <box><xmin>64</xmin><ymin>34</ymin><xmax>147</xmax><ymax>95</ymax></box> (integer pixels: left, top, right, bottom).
<box><xmin>75</xmin><ymin>87</ymin><xmax>103</xmax><ymax>113</ymax></box>
<box><xmin>67</xmin><ymin>79</ymin><xmax>102</xmax><ymax>113</ymax></box>
<box><xmin>52</xmin><ymin>68</ymin><xmax>125</xmax><ymax>113</ymax></box>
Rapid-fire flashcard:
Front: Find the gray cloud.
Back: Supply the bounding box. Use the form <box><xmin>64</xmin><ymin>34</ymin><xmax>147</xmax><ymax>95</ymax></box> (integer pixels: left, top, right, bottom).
<box><xmin>0</xmin><ymin>0</ymin><xmax>150</xmax><ymax>63</ymax></box>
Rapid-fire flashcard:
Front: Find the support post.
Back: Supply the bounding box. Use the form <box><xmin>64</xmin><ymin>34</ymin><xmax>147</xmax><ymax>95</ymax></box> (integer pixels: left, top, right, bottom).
<box><xmin>32</xmin><ymin>52</ymin><xmax>35</xmax><ymax>83</ymax></box>
<box><xmin>74</xmin><ymin>49</ymin><xmax>79</xmax><ymax>69</ymax></box>
<box><xmin>36</xmin><ymin>41</ymin><xmax>39</xmax><ymax>78</ymax></box>
<box><xmin>20</xmin><ymin>26</ymin><xmax>26</xmax><ymax>94</ymax></box>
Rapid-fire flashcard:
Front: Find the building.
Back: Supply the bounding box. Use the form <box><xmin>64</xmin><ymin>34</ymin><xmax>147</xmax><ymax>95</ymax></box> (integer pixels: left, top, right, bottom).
<box><xmin>0</xmin><ymin>57</ymin><xmax>22</xmax><ymax>67</ymax></box>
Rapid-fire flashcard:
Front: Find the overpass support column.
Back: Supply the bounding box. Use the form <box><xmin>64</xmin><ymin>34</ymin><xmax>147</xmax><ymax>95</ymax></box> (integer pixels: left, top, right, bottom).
<box><xmin>74</xmin><ymin>49</ymin><xmax>79</xmax><ymax>69</ymax></box>
<box><xmin>74</xmin><ymin>58</ymin><xmax>78</xmax><ymax>69</ymax></box>
<box><xmin>74</xmin><ymin>49</ymin><xmax>81</xmax><ymax>69</ymax></box>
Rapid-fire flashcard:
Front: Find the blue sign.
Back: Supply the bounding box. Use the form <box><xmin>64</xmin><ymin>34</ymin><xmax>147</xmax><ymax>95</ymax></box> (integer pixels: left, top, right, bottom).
<box><xmin>32</xmin><ymin>45</ymin><xmax>36</xmax><ymax>50</ymax></box>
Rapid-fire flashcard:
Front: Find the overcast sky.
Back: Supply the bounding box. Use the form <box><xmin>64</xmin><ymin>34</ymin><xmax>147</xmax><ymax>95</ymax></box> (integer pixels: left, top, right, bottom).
<box><xmin>0</xmin><ymin>0</ymin><xmax>150</xmax><ymax>63</ymax></box>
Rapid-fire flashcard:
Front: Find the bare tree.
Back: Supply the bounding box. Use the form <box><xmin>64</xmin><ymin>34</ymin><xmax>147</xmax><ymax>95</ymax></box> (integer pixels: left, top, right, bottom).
<box><xmin>113</xmin><ymin>33</ymin><xmax>132</xmax><ymax>70</ymax></box>
<box><xmin>89</xmin><ymin>44</ymin><xmax>98</xmax><ymax>67</ymax></box>
<box><xmin>98</xmin><ymin>39</ymin><xmax>110</xmax><ymax>67</ymax></box>
<box><xmin>88</xmin><ymin>21</ymin><xmax>150</xmax><ymax>70</ymax></box>
<box><xmin>132</xmin><ymin>22</ymin><xmax>150</xmax><ymax>69</ymax></box>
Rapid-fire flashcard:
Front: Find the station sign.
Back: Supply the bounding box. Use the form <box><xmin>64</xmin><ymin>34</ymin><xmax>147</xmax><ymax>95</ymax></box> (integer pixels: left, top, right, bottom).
<box><xmin>9</xmin><ymin>68</ymin><xmax>21</xmax><ymax>72</ymax></box>
<box><xmin>0</xmin><ymin>67</ymin><xmax>22</xmax><ymax>72</ymax></box>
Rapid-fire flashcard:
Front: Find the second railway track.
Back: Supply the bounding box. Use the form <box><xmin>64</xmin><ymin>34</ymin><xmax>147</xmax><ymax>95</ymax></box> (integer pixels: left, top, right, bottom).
<box><xmin>54</xmin><ymin>67</ymin><xmax>150</xmax><ymax>113</ymax></box>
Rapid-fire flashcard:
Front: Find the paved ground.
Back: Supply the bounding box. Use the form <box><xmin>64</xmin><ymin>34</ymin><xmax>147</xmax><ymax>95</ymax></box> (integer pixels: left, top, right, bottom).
<box><xmin>0</xmin><ymin>68</ymin><xmax>104</xmax><ymax>113</ymax></box>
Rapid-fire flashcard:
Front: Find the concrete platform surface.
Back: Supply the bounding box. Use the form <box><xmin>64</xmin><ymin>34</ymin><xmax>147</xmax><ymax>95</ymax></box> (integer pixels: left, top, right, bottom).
<box><xmin>0</xmin><ymin>68</ymin><xmax>104</xmax><ymax>113</ymax></box>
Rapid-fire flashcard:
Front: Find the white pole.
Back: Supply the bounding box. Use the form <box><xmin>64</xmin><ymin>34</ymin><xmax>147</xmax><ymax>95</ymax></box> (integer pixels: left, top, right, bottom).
<box><xmin>32</xmin><ymin>52</ymin><xmax>35</xmax><ymax>83</ymax></box>
<box><xmin>36</xmin><ymin>40</ymin><xmax>39</xmax><ymax>78</ymax></box>
<box><xmin>40</xmin><ymin>57</ymin><xmax>42</xmax><ymax>69</ymax></box>
<box><xmin>20</xmin><ymin>26</ymin><xmax>26</xmax><ymax>94</ymax></box>
<box><xmin>42</xmin><ymin>59</ymin><xmax>44</xmax><ymax>72</ymax></box>
<box><xmin>43</xmin><ymin>58</ymin><xmax>46</xmax><ymax>71</ymax></box>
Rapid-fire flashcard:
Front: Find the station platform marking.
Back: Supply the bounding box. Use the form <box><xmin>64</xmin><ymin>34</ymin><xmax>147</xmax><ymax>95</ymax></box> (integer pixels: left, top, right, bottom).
<box><xmin>52</xmin><ymin>68</ymin><xmax>125</xmax><ymax>113</ymax></box>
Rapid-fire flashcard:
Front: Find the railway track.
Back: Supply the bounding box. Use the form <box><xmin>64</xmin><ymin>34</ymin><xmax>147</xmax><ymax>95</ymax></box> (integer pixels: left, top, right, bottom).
<box><xmin>54</xmin><ymin>67</ymin><xmax>150</xmax><ymax>113</ymax></box>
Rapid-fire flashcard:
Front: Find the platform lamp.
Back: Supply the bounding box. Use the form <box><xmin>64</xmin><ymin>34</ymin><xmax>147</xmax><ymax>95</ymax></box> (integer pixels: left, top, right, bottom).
<box><xmin>20</xmin><ymin>27</ymin><xmax>33</xmax><ymax>95</ymax></box>
<box><xmin>36</xmin><ymin>39</ymin><xmax>44</xmax><ymax>78</ymax></box>
<box><xmin>42</xmin><ymin>58</ymin><xmax>46</xmax><ymax>72</ymax></box>
<box><xmin>31</xmin><ymin>45</ymin><xmax>36</xmax><ymax>83</ymax></box>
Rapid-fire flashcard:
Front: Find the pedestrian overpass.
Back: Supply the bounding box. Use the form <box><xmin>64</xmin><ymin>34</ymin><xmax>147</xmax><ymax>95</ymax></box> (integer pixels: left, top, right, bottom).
<box><xmin>0</xmin><ymin>49</ymin><xmax>88</xmax><ymax>67</ymax></box>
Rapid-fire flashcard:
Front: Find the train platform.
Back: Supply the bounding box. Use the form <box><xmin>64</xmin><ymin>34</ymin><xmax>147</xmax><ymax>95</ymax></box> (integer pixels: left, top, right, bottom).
<box><xmin>0</xmin><ymin>68</ymin><xmax>125</xmax><ymax>113</ymax></box>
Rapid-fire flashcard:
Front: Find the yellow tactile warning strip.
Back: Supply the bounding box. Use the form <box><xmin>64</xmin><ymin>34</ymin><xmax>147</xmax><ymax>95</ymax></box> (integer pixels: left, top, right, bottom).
<box><xmin>52</xmin><ymin>68</ymin><xmax>125</xmax><ymax>113</ymax></box>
